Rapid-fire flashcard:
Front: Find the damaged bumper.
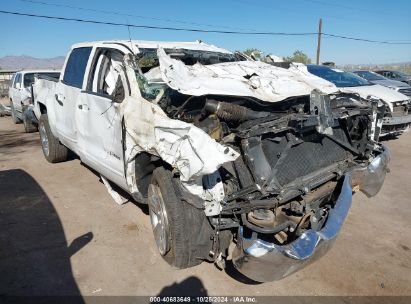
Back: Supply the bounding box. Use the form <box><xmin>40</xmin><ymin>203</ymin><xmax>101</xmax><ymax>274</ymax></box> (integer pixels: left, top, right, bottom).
<box><xmin>381</xmin><ymin>114</ymin><xmax>411</xmax><ymax>136</ymax></box>
<box><xmin>382</xmin><ymin>114</ymin><xmax>411</xmax><ymax>126</ymax></box>
<box><xmin>232</xmin><ymin>146</ymin><xmax>390</xmax><ymax>282</ymax></box>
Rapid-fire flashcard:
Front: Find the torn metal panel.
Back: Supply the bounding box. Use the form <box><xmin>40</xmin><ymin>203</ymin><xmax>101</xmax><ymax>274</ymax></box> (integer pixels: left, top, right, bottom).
<box><xmin>310</xmin><ymin>90</ymin><xmax>334</xmax><ymax>135</ymax></box>
<box><xmin>101</xmin><ymin>175</ymin><xmax>128</xmax><ymax>205</ymax></box>
<box><xmin>182</xmin><ymin>171</ymin><xmax>225</xmax><ymax>216</ymax></box>
<box><xmin>122</xmin><ymin>96</ymin><xmax>239</xmax><ymax>183</ymax></box>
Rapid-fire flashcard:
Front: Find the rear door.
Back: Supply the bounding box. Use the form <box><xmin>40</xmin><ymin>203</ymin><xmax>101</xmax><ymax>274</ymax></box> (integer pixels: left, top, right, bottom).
<box><xmin>10</xmin><ymin>73</ymin><xmax>21</xmax><ymax>105</ymax></box>
<box><xmin>76</xmin><ymin>47</ymin><xmax>128</xmax><ymax>188</ymax></box>
<box><xmin>8</xmin><ymin>73</ymin><xmax>16</xmax><ymax>101</ymax></box>
<box><xmin>54</xmin><ymin>47</ymin><xmax>92</xmax><ymax>148</ymax></box>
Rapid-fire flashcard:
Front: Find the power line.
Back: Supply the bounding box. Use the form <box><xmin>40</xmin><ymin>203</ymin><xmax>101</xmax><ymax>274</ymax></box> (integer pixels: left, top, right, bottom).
<box><xmin>1</xmin><ymin>9</ymin><xmax>411</xmax><ymax>45</ymax></box>
<box><xmin>16</xmin><ymin>0</ymin><xmax>259</xmax><ymax>32</ymax></box>
<box><xmin>0</xmin><ymin>10</ymin><xmax>317</xmax><ymax>36</ymax></box>
<box><xmin>322</xmin><ymin>33</ymin><xmax>411</xmax><ymax>45</ymax></box>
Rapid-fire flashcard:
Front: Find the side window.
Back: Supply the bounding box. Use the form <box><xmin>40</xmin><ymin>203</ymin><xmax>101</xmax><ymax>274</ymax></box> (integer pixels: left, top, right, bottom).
<box><xmin>87</xmin><ymin>49</ymin><xmax>126</xmax><ymax>102</ymax></box>
<box><xmin>10</xmin><ymin>74</ymin><xmax>15</xmax><ymax>87</ymax></box>
<box><xmin>23</xmin><ymin>73</ymin><xmax>35</xmax><ymax>88</ymax></box>
<box><xmin>13</xmin><ymin>73</ymin><xmax>21</xmax><ymax>88</ymax></box>
<box><xmin>63</xmin><ymin>47</ymin><xmax>92</xmax><ymax>88</ymax></box>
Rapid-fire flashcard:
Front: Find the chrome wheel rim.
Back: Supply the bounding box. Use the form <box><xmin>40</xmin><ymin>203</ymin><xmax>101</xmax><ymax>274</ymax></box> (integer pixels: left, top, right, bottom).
<box><xmin>148</xmin><ymin>183</ymin><xmax>171</xmax><ymax>256</ymax></box>
<box><xmin>39</xmin><ymin>123</ymin><xmax>49</xmax><ymax>156</ymax></box>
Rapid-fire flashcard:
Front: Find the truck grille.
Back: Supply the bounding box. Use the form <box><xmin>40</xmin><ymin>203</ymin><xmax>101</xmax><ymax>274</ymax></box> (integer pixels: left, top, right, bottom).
<box><xmin>261</xmin><ymin>130</ymin><xmax>352</xmax><ymax>186</ymax></box>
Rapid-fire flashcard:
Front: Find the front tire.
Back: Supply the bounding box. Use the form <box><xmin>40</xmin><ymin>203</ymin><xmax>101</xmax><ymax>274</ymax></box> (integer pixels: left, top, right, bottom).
<box><xmin>39</xmin><ymin>114</ymin><xmax>68</xmax><ymax>163</ymax></box>
<box><xmin>148</xmin><ymin>167</ymin><xmax>214</xmax><ymax>269</ymax></box>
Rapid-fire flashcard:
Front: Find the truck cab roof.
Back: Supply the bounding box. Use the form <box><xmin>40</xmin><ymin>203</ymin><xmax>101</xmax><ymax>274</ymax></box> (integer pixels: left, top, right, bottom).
<box><xmin>71</xmin><ymin>40</ymin><xmax>232</xmax><ymax>54</ymax></box>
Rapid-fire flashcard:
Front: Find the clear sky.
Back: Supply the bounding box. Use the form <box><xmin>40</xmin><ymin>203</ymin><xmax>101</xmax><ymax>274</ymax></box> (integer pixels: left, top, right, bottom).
<box><xmin>1</xmin><ymin>0</ymin><xmax>410</xmax><ymax>64</ymax></box>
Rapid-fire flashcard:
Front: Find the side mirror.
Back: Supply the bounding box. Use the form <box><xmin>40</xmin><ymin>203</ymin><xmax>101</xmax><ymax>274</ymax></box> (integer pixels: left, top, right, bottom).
<box><xmin>15</xmin><ymin>83</ymin><xmax>21</xmax><ymax>89</ymax></box>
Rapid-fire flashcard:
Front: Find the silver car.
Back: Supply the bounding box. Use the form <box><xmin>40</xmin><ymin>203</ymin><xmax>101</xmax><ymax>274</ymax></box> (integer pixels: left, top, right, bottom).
<box><xmin>353</xmin><ymin>70</ymin><xmax>411</xmax><ymax>97</ymax></box>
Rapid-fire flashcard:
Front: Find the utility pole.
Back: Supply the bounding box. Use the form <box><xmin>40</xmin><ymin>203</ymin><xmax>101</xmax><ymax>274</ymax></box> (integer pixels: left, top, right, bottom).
<box><xmin>316</xmin><ymin>17</ymin><xmax>322</xmax><ymax>65</ymax></box>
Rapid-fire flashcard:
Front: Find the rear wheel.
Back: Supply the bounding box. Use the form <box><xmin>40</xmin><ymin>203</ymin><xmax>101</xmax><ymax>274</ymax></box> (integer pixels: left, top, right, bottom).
<box><xmin>148</xmin><ymin>167</ymin><xmax>213</xmax><ymax>268</ymax></box>
<box><xmin>22</xmin><ymin>106</ymin><xmax>38</xmax><ymax>133</ymax></box>
<box><xmin>39</xmin><ymin>114</ymin><xmax>68</xmax><ymax>163</ymax></box>
<box><xmin>10</xmin><ymin>101</ymin><xmax>21</xmax><ymax>124</ymax></box>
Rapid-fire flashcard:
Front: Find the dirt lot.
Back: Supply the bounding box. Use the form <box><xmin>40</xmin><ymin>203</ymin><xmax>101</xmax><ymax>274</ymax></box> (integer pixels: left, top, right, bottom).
<box><xmin>1</xmin><ymin>101</ymin><xmax>411</xmax><ymax>298</ymax></box>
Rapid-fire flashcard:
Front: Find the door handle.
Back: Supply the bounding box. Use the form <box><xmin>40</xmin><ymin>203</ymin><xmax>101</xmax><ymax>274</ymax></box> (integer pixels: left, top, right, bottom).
<box><xmin>55</xmin><ymin>94</ymin><xmax>63</xmax><ymax>106</ymax></box>
<box><xmin>78</xmin><ymin>104</ymin><xmax>89</xmax><ymax>111</ymax></box>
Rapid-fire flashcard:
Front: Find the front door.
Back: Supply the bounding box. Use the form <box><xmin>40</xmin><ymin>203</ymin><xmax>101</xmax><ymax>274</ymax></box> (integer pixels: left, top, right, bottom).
<box><xmin>77</xmin><ymin>48</ymin><xmax>127</xmax><ymax>188</ymax></box>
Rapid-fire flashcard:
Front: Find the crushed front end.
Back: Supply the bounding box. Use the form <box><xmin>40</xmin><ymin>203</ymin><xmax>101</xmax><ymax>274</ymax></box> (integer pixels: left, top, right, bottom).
<box><xmin>155</xmin><ymin>88</ymin><xmax>389</xmax><ymax>282</ymax></box>
<box><xmin>126</xmin><ymin>48</ymin><xmax>389</xmax><ymax>282</ymax></box>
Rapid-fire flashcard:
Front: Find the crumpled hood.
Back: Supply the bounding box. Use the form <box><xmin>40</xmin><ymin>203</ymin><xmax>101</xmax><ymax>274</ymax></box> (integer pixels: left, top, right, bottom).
<box><xmin>157</xmin><ymin>48</ymin><xmax>337</xmax><ymax>102</ymax></box>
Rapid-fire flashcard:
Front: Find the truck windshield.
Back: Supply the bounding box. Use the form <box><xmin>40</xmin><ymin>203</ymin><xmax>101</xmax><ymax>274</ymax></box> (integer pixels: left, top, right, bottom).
<box><xmin>136</xmin><ymin>48</ymin><xmax>239</xmax><ymax>73</ymax></box>
<box><xmin>307</xmin><ymin>65</ymin><xmax>371</xmax><ymax>88</ymax></box>
<box><xmin>135</xmin><ymin>48</ymin><xmax>241</xmax><ymax>101</ymax></box>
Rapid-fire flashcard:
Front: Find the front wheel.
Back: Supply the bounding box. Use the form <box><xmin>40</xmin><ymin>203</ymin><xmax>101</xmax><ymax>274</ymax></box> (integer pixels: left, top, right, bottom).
<box><xmin>147</xmin><ymin>167</ymin><xmax>214</xmax><ymax>268</ymax></box>
<box><xmin>39</xmin><ymin>114</ymin><xmax>68</xmax><ymax>163</ymax></box>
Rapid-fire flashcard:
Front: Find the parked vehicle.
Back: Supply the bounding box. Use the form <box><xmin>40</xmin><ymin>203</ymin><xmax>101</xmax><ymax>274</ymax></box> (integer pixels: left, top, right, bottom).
<box><xmin>305</xmin><ymin>65</ymin><xmax>411</xmax><ymax>136</ymax></box>
<box><xmin>33</xmin><ymin>40</ymin><xmax>389</xmax><ymax>282</ymax></box>
<box><xmin>353</xmin><ymin>70</ymin><xmax>411</xmax><ymax>97</ymax></box>
<box><xmin>375</xmin><ymin>70</ymin><xmax>411</xmax><ymax>85</ymax></box>
<box><xmin>9</xmin><ymin>70</ymin><xmax>60</xmax><ymax>132</ymax></box>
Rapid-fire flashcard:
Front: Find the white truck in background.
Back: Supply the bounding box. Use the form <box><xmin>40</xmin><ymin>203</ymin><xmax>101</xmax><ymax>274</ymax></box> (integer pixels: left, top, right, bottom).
<box><xmin>9</xmin><ymin>70</ymin><xmax>60</xmax><ymax>132</ymax></box>
<box><xmin>32</xmin><ymin>40</ymin><xmax>389</xmax><ymax>282</ymax></box>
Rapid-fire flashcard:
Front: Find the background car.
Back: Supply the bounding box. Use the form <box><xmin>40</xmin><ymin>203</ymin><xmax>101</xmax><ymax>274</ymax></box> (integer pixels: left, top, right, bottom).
<box><xmin>305</xmin><ymin>64</ymin><xmax>411</xmax><ymax>136</ymax></box>
<box><xmin>375</xmin><ymin>70</ymin><xmax>411</xmax><ymax>85</ymax></box>
<box><xmin>353</xmin><ymin>70</ymin><xmax>411</xmax><ymax>97</ymax></box>
<box><xmin>8</xmin><ymin>70</ymin><xmax>60</xmax><ymax>132</ymax></box>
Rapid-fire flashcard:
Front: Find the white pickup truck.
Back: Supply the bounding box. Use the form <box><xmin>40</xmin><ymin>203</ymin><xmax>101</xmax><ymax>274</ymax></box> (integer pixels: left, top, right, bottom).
<box><xmin>33</xmin><ymin>40</ymin><xmax>389</xmax><ymax>282</ymax></box>
<box><xmin>9</xmin><ymin>70</ymin><xmax>60</xmax><ymax>132</ymax></box>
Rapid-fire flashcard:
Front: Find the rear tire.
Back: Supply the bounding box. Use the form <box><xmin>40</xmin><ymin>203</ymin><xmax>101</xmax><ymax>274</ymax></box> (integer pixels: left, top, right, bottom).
<box><xmin>10</xmin><ymin>101</ymin><xmax>21</xmax><ymax>124</ymax></box>
<box><xmin>22</xmin><ymin>106</ymin><xmax>38</xmax><ymax>133</ymax></box>
<box><xmin>148</xmin><ymin>167</ymin><xmax>213</xmax><ymax>269</ymax></box>
<box><xmin>39</xmin><ymin>114</ymin><xmax>68</xmax><ymax>163</ymax></box>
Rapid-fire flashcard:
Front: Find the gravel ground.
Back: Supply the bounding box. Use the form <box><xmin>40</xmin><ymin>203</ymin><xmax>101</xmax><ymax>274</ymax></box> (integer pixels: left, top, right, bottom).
<box><xmin>0</xmin><ymin>111</ymin><xmax>410</xmax><ymax>298</ymax></box>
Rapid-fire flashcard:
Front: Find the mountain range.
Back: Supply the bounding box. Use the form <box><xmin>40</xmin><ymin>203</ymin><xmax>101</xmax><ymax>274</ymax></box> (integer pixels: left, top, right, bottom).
<box><xmin>0</xmin><ymin>55</ymin><xmax>65</xmax><ymax>70</ymax></box>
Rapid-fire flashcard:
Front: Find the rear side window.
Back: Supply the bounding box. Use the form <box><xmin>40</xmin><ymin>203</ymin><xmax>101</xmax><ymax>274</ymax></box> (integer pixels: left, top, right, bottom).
<box><xmin>63</xmin><ymin>47</ymin><xmax>92</xmax><ymax>88</ymax></box>
<box><xmin>13</xmin><ymin>73</ymin><xmax>21</xmax><ymax>88</ymax></box>
<box><xmin>10</xmin><ymin>74</ymin><xmax>15</xmax><ymax>86</ymax></box>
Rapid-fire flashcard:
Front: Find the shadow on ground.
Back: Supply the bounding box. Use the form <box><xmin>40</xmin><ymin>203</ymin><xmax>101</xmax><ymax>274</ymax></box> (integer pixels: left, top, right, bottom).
<box><xmin>0</xmin><ymin>169</ymin><xmax>91</xmax><ymax>299</ymax></box>
<box><xmin>0</xmin><ymin>129</ymin><xmax>40</xmax><ymax>156</ymax></box>
<box><xmin>157</xmin><ymin>276</ymin><xmax>208</xmax><ymax>297</ymax></box>
<box><xmin>380</xmin><ymin>134</ymin><xmax>401</xmax><ymax>142</ymax></box>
